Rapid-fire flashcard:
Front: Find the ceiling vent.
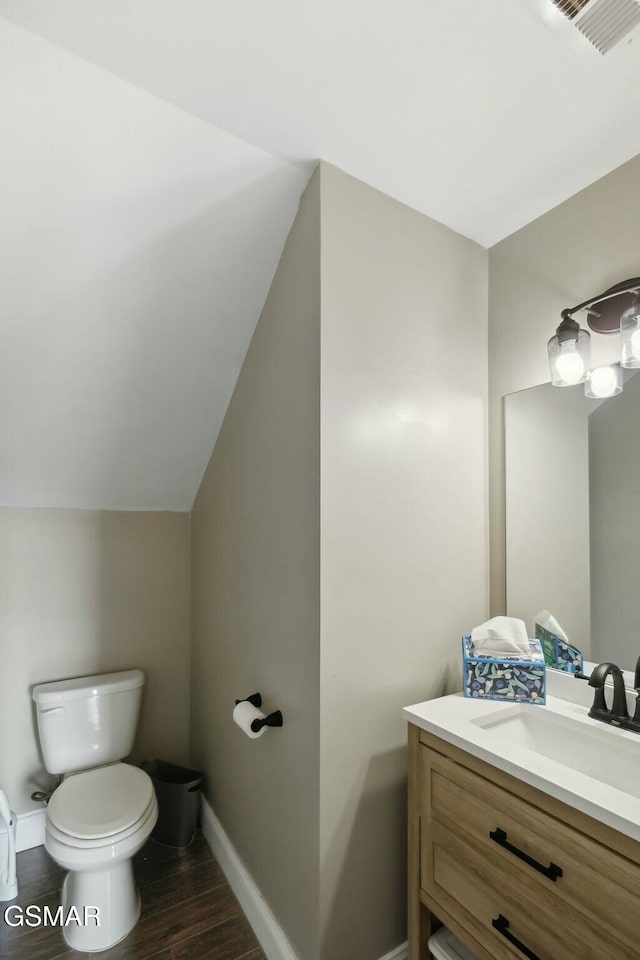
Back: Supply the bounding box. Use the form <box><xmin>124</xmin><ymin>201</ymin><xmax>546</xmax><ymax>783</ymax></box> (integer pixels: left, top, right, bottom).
<box><xmin>549</xmin><ymin>0</ymin><xmax>640</xmax><ymax>53</ymax></box>
<box><xmin>550</xmin><ymin>0</ymin><xmax>593</xmax><ymax>19</ymax></box>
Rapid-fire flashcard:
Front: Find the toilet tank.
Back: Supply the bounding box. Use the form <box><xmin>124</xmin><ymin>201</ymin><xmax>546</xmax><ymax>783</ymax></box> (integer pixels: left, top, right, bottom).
<box><xmin>32</xmin><ymin>670</ymin><xmax>145</xmax><ymax>775</ymax></box>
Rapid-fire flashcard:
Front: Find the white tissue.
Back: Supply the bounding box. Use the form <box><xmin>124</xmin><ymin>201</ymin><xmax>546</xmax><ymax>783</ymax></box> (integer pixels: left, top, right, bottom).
<box><xmin>233</xmin><ymin>700</ymin><xmax>267</xmax><ymax>739</ymax></box>
<box><xmin>534</xmin><ymin>609</ymin><xmax>568</xmax><ymax>642</ymax></box>
<box><xmin>470</xmin><ymin>616</ymin><xmax>530</xmax><ymax>658</ymax></box>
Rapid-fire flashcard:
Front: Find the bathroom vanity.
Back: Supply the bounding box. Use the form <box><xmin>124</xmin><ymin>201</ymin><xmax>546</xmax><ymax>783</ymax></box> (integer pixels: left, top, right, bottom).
<box><xmin>405</xmin><ymin>691</ymin><xmax>640</xmax><ymax>960</ymax></box>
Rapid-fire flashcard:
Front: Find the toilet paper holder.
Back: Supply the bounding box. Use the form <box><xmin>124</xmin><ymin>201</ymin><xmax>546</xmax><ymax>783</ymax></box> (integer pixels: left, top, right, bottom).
<box><xmin>235</xmin><ymin>693</ymin><xmax>284</xmax><ymax>733</ymax></box>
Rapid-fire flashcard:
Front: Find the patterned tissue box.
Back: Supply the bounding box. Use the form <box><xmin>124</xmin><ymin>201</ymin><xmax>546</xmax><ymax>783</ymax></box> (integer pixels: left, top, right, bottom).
<box><xmin>462</xmin><ymin>635</ymin><xmax>546</xmax><ymax>705</ymax></box>
<box><xmin>535</xmin><ymin>625</ymin><xmax>583</xmax><ymax>674</ymax></box>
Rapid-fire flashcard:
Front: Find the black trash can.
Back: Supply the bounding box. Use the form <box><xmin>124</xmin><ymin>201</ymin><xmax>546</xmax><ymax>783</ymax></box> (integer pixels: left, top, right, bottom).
<box><xmin>142</xmin><ymin>760</ymin><xmax>203</xmax><ymax>848</ymax></box>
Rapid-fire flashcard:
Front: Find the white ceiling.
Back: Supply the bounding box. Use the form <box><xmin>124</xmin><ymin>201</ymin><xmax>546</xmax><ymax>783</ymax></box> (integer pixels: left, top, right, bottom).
<box><xmin>2</xmin><ymin>0</ymin><xmax>640</xmax><ymax>246</ymax></box>
<box><xmin>1</xmin><ymin>2</ymin><xmax>640</xmax><ymax>510</ymax></box>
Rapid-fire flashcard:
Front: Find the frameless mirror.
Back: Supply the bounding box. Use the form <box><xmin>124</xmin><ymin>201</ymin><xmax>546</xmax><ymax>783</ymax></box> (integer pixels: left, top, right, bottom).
<box><xmin>504</xmin><ymin>365</ymin><xmax>640</xmax><ymax>672</ymax></box>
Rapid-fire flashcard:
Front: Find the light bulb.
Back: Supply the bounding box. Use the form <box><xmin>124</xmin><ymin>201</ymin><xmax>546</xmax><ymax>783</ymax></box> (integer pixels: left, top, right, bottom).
<box><xmin>555</xmin><ymin>341</ymin><xmax>585</xmax><ymax>385</ymax></box>
<box><xmin>548</xmin><ymin>323</ymin><xmax>590</xmax><ymax>386</ymax></box>
<box><xmin>588</xmin><ymin>366</ymin><xmax>618</xmax><ymax>398</ymax></box>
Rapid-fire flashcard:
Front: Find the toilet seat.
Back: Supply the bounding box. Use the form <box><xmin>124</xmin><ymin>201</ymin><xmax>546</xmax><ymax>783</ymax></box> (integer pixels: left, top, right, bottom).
<box><xmin>47</xmin><ymin>794</ymin><xmax>157</xmax><ymax>849</ymax></box>
<box><xmin>45</xmin><ymin>786</ymin><xmax>157</xmax><ymax>870</ymax></box>
<box><xmin>47</xmin><ymin>763</ymin><xmax>154</xmax><ymax>842</ymax></box>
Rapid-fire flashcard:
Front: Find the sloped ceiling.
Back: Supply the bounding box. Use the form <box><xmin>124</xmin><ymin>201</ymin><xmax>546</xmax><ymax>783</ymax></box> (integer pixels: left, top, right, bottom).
<box><xmin>2</xmin><ymin>2</ymin><xmax>640</xmax><ymax>510</ymax></box>
<box><xmin>0</xmin><ymin>19</ymin><xmax>310</xmax><ymax>510</ymax></box>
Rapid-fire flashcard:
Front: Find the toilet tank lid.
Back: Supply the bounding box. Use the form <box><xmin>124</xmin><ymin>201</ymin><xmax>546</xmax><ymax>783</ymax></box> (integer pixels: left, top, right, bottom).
<box><xmin>32</xmin><ymin>669</ymin><xmax>144</xmax><ymax>704</ymax></box>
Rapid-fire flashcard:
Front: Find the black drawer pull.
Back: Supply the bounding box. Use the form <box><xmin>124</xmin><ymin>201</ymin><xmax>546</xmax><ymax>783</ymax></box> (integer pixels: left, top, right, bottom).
<box><xmin>492</xmin><ymin>914</ymin><xmax>542</xmax><ymax>960</ymax></box>
<box><xmin>489</xmin><ymin>827</ymin><xmax>563</xmax><ymax>881</ymax></box>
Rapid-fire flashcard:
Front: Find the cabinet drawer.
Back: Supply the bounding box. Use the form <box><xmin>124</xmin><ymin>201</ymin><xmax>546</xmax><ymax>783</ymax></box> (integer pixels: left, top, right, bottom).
<box><xmin>427</xmin><ymin>820</ymin><xmax>638</xmax><ymax>960</ymax></box>
<box><xmin>421</xmin><ymin>745</ymin><xmax>640</xmax><ymax>953</ymax></box>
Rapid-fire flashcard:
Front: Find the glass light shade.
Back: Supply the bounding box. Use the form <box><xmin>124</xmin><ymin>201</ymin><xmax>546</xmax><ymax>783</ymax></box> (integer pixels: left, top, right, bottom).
<box><xmin>548</xmin><ymin>328</ymin><xmax>590</xmax><ymax>386</ymax></box>
<box><xmin>585</xmin><ymin>364</ymin><xmax>623</xmax><ymax>399</ymax></box>
<box><xmin>620</xmin><ymin>304</ymin><xmax>640</xmax><ymax>368</ymax></box>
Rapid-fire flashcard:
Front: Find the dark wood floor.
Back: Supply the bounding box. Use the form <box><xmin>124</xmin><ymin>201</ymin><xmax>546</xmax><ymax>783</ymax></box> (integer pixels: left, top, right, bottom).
<box><xmin>0</xmin><ymin>831</ymin><xmax>265</xmax><ymax>960</ymax></box>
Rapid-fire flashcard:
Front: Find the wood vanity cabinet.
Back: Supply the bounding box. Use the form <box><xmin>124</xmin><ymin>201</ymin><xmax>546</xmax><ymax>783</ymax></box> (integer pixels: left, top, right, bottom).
<box><xmin>408</xmin><ymin>724</ymin><xmax>640</xmax><ymax>960</ymax></box>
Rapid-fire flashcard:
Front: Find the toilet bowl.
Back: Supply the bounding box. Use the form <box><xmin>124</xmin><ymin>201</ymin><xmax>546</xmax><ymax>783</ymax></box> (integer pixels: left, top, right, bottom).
<box><xmin>33</xmin><ymin>670</ymin><xmax>157</xmax><ymax>953</ymax></box>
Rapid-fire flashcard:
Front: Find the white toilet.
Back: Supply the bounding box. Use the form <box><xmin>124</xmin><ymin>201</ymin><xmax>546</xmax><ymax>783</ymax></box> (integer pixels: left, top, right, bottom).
<box><xmin>32</xmin><ymin>670</ymin><xmax>158</xmax><ymax>953</ymax></box>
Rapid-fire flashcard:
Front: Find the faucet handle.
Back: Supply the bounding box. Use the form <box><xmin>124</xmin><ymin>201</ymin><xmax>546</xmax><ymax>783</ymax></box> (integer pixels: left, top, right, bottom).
<box><xmin>635</xmin><ymin>654</ymin><xmax>640</xmax><ymax>692</ymax></box>
<box><xmin>574</xmin><ymin>670</ymin><xmax>592</xmax><ymax>682</ymax></box>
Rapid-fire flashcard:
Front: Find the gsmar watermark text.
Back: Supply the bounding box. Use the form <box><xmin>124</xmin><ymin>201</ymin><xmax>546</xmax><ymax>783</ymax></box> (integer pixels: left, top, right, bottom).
<box><xmin>3</xmin><ymin>905</ymin><xmax>100</xmax><ymax>927</ymax></box>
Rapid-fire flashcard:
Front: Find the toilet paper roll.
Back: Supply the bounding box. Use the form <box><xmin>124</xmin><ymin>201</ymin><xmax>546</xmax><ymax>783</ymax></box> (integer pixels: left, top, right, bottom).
<box><xmin>233</xmin><ymin>700</ymin><xmax>267</xmax><ymax>739</ymax></box>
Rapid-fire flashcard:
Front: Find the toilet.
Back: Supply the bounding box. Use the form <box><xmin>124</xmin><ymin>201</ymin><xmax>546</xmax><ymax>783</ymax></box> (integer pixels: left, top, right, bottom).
<box><xmin>32</xmin><ymin>670</ymin><xmax>158</xmax><ymax>953</ymax></box>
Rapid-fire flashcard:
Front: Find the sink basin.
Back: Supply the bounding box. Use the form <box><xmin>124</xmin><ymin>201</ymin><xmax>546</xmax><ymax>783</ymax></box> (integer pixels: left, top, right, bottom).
<box><xmin>473</xmin><ymin>705</ymin><xmax>640</xmax><ymax>798</ymax></box>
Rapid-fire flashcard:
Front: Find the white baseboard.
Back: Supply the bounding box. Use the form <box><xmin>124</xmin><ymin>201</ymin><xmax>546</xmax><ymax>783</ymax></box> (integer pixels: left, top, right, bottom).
<box><xmin>0</xmin><ymin>808</ymin><xmax>46</xmax><ymax>857</ymax></box>
<box><xmin>201</xmin><ymin>797</ymin><xmax>408</xmax><ymax>960</ymax></box>
<box><xmin>16</xmin><ymin>808</ymin><xmax>46</xmax><ymax>852</ymax></box>
<box><xmin>379</xmin><ymin>944</ymin><xmax>408</xmax><ymax>960</ymax></box>
<box><xmin>200</xmin><ymin>797</ymin><xmax>298</xmax><ymax>960</ymax></box>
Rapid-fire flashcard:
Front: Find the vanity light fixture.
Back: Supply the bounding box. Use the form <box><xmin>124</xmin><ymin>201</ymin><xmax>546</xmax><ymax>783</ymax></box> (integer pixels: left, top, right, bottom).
<box><xmin>548</xmin><ymin>277</ymin><xmax>640</xmax><ymax>396</ymax></box>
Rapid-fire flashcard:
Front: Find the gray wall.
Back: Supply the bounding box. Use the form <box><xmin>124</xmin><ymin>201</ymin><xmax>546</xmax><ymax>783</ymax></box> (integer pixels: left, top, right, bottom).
<box><xmin>0</xmin><ymin>508</ymin><xmax>191</xmax><ymax>812</ymax></box>
<box><xmin>489</xmin><ymin>153</ymin><xmax>640</xmax><ymax>617</ymax></box>
<box><xmin>190</xmin><ymin>170</ymin><xmax>321</xmax><ymax>960</ymax></box>
<box><xmin>589</xmin><ymin>371</ymin><xmax>640</xmax><ymax>665</ymax></box>
<box><xmin>318</xmin><ymin>165</ymin><xmax>488</xmax><ymax>960</ymax></box>
<box><xmin>190</xmin><ymin>162</ymin><xmax>488</xmax><ymax>960</ymax></box>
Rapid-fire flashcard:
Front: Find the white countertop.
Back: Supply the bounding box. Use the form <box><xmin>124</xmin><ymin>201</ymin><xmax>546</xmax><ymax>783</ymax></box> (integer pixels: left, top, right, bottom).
<box><xmin>403</xmin><ymin>691</ymin><xmax>640</xmax><ymax>842</ymax></box>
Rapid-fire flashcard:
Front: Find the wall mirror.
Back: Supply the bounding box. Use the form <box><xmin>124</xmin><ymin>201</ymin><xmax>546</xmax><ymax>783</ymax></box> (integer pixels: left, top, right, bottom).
<box><xmin>504</xmin><ymin>365</ymin><xmax>640</xmax><ymax>672</ymax></box>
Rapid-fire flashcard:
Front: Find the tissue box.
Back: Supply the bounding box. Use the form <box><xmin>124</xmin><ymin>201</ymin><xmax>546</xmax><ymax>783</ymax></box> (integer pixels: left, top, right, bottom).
<box><xmin>535</xmin><ymin>625</ymin><xmax>583</xmax><ymax>674</ymax></box>
<box><xmin>462</xmin><ymin>635</ymin><xmax>546</xmax><ymax>705</ymax></box>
